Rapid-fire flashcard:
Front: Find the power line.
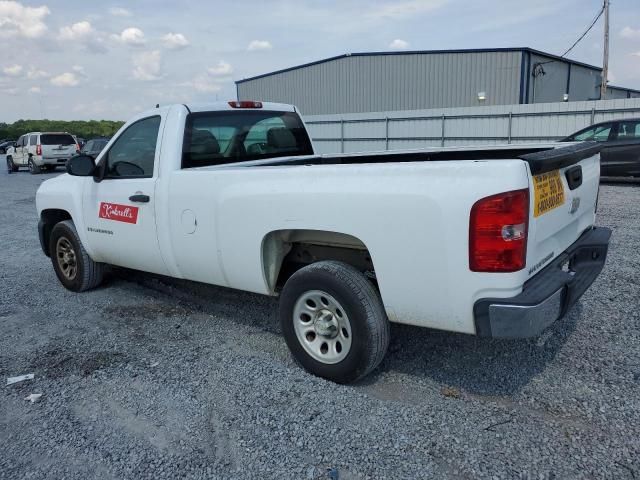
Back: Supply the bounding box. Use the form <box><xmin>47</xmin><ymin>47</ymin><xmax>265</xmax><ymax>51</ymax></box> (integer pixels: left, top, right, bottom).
<box><xmin>532</xmin><ymin>2</ymin><xmax>606</xmax><ymax>70</ymax></box>
<box><xmin>561</xmin><ymin>3</ymin><xmax>605</xmax><ymax>58</ymax></box>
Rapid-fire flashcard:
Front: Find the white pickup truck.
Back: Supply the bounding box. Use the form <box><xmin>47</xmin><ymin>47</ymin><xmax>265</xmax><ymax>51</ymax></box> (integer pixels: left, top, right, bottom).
<box><xmin>36</xmin><ymin>101</ymin><xmax>611</xmax><ymax>383</ymax></box>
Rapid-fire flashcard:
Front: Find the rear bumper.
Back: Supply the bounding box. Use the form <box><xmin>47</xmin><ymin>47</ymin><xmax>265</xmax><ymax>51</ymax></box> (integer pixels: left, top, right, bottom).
<box><xmin>473</xmin><ymin>226</ymin><xmax>611</xmax><ymax>338</ymax></box>
<box><xmin>40</xmin><ymin>157</ymin><xmax>70</xmax><ymax>165</ymax></box>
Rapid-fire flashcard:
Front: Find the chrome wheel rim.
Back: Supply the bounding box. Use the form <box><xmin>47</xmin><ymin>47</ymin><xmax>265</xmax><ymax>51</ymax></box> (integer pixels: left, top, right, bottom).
<box><xmin>56</xmin><ymin>237</ymin><xmax>77</xmax><ymax>281</ymax></box>
<box><xmin>293</xmin><ymin>290</ymin><xmax>352</xmax><ymax>364</ymax></box>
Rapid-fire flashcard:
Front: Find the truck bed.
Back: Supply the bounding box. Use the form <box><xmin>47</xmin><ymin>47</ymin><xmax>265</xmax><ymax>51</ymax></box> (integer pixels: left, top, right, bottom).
<box><xmin>241</xmin><ymin>142</ymin><xmax>601</xmax><ymax>175</ymax></box>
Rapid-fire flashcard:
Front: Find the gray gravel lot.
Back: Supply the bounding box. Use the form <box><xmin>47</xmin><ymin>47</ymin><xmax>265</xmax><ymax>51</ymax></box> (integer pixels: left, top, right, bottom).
<box><xmin>1</xmin><ymin>168</ymin><xmax>639</xmax><ymax>479</ymax></box>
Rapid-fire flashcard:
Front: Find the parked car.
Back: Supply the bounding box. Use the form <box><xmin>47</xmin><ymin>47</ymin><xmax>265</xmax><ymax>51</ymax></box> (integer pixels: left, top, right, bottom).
<box><xmin>36</xmin><ymin>101</ymin><xmax>610</xmax><ymax>383</ymax></box>
<box><xmin>79</xmin><ymin>137</ymin><xmax>109</xmax><ymax>158</ymax></box>
<box><xmin>6</xmin><ymin>132</ymin><xmax>79</xmax><ymax>174</ymax></box>
<box><xmin>560</xmin><ymin>118</ymin><xmax>640</xmax><ymax>177</ymax></box>
<box><xmin>0</xmin><ymin>140</ymin><xmax>16</xmax><ymax>154</ymax></box>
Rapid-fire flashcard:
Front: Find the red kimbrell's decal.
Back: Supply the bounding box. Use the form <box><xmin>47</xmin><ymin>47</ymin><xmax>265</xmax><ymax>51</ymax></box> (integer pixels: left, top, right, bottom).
<box><xmin>99</xmin><ymin>202</ymin><xmax>139</xmax><ymax>224</ymax></box>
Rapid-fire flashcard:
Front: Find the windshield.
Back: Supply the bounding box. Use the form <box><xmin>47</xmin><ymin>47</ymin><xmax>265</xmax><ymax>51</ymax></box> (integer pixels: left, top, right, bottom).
<box><xmin>182</xmin><ymin>110</ymin><xmax>313</xmax><ymax>168</ymax></box>
<box><xmin>41</xmin><ymin>134</ymin><xmax>76</xmax><ymax>146</ymax></box>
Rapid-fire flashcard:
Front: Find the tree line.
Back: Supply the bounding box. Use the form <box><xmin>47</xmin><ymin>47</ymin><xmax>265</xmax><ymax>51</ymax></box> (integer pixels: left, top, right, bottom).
<box><xmin>0</xmin><ymin>119</ymin><xmax>125</xmax><ymax>140</ymax></box>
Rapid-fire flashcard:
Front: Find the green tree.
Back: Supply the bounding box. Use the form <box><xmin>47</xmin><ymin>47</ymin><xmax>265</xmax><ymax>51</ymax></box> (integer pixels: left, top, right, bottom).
<box><xmin>0</xmin><ymin>119</ymin><xmax>125</xmax><ymax>141</ymax></box>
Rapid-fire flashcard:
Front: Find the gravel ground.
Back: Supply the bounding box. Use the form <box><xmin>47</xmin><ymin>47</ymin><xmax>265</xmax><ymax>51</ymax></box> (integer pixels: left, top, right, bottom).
<box><xmin>0</xmin><ymin>168</ymin><xmax>639</xmax><ymax>480</ymax></box>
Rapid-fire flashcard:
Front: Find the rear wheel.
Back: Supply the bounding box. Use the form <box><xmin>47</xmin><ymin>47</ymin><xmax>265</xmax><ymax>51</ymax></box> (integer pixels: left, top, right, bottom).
<box><xmin>28</xmin><ymin>157</ymin><xmax>41</xmax><ymax>174</ymax></box>
<box><xmin>49</xmin><ymin>220</ymin><xmax>105</xmax><ymax>292</ymax></box>
<box><xmin>279</xmin><ymin>261</ymin><xmax>390</xmax><ymax>383</ymax></box>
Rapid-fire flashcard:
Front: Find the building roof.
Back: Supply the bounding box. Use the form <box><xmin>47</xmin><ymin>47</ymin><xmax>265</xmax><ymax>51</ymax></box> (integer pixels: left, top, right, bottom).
<box><xmin>608</xmin><ymin>84</ymin><xmax>640</xmax><ymax>95</ymax></box>
<box><xmin>236</xmin><ymin>47</ymin><xmax>604</xmax><ymax>84</ymax></box>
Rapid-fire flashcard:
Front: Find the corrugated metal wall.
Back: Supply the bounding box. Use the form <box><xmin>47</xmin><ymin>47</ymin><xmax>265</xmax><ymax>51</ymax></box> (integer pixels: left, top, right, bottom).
<box><xmin>304</xmin><ymin>98</ymin><xmax>640</xmax><ymax>154</ymax></box>
<box><xmin>607</xmin><ymin>87</ymin><xmax>640</xmax><ymax>100</ymax></box>
<box><xmin>524</xmin><ymin>52</ymin><xmax>600</xmax><ymax>103</ymax></box>
<box><xmin>238</xmin><ymin>51</ymin><xmax>523</xmax><ymax>115</ymax></box>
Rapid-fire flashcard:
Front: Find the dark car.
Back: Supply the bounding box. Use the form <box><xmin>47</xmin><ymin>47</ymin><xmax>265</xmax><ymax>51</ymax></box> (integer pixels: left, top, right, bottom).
<box><xmin>0</xmin><ymin>140</ymin><xmax>16</xmax><ymax>154</ymax></box>
<box><xmin>79</xmin><ymin>137</ymin><xmax>109</xmax><ymax>158</ymax></box>
<box><xmin>560</xmin><ymin>118</ymin><xmax>640</xmax><ymax>177</ymax></box>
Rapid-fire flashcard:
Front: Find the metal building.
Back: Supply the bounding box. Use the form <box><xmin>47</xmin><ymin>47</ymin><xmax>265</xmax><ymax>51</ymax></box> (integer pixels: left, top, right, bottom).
<box><xmin>236</xmin><ymin>47</ymin><xmax>640</xmax><ymax>115</ymax></box>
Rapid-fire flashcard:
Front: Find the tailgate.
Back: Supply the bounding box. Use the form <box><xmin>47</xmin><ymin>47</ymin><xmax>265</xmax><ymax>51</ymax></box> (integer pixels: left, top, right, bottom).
<box><xmin>520</xmin><ymin>142</ymin><xmax>601</xmax><ymax>277</ymax></box>
<box><xmin>41</xmin><ymin>133</ymin><xmax>77</xmax><ymax>158</ymax></box>
<box><xmin>43</xmin><ymin>144</ymin><xmax>76</xmax><ymax>158</ymax></box>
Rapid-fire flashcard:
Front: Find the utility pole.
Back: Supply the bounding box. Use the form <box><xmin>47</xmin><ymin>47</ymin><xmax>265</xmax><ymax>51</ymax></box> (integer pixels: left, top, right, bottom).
<box><xmin>600</xmin><ymin>0</ymin><xmax>610</xmax><ymax>100</ymax></box>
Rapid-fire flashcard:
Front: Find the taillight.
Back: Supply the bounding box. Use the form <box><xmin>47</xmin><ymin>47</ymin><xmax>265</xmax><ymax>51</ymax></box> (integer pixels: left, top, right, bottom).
<box><xmin>36</xmin><ymin>144</ymin><xmax>42</xmax><ymax>156</ymax></box>
<box><xmin>228</xmin><ymin>100</ymin><xmax>263</xmax><ymax>108</ymax></box>
<box><xmin>76</xmin><ymin>143</ymin><xmax>80</xmax><ymax>153</ymax></box>
<box><xmin>469</xmin><ymin>189</ymin><xmax>529</xmax><ymax>272</ymax></box>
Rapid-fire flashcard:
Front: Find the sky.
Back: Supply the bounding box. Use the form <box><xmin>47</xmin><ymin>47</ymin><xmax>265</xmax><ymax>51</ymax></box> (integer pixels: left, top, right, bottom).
<box><xmin>0</xmin><ymin>0</ymin><xmax>639</xmax><ymax>122</ymax></box>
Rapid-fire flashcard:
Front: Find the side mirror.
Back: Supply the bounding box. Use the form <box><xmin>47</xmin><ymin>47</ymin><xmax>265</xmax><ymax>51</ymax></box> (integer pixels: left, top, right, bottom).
<box><xmin>0</xmin><ymin>147</ymin><xmax>5</xmax><ymax>154</ymax></box>
<box><xmin>67</xmin><ymin>155</ymin><xmax>96</xmax><ymax>176</ymax></box>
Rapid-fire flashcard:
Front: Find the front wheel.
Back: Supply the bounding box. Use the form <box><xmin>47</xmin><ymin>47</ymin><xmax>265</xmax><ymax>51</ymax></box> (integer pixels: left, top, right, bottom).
<box><xmin>49</xmin><ymin>220</ymin><xmax>105</xmax><ymax>292</ymax></box>
<box><xmin>28</xmin><ymin>158</ymin><xmax>41</xmax><ymax>174</ymax></box>
<box><xmin>279</xmin><ymin>261</ymin><xmax>390</xmax><ymax>383</ymax></box>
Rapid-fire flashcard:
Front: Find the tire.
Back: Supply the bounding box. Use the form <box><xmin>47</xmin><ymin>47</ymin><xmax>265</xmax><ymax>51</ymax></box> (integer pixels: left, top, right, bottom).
<box><xmin>6</xmin><ymin>156</ymin><xmax>17</xmax><ymax>174</ymax></box>
<box><xmin>279</xmin><ymin>261</ymin><xmax>390</xmax><ymax>383</ymax></box>
<box><xmin>49</xmin><ymin>220</ymin><xmax>105</xmax><ymax>292</ymax></box>
<box><xmin>28</xmin><ymin>157</ymin><xmax>41</xmax><ymax>174</ymax></box>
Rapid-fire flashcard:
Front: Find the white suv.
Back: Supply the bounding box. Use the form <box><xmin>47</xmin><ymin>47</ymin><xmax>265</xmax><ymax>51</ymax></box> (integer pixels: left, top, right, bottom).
<box><xmin>6</xmin><ymin>132</ymin><xmax>79</xmax><ymax>174</ymax></box>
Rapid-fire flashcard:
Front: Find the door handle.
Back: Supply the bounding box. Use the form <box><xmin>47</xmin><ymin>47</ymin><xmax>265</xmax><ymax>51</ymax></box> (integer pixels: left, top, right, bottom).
<box><xmin>129</xmin><ymin>194</ymin><xmax>150</xmax><ymax>203</ymax></box>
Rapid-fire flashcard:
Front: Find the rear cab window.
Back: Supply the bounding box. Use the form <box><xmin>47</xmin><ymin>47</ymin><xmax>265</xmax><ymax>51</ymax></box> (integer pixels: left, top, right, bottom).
<box><xmin>41</xmin><ymin>134</ymin><xmax>76</xmax><ymax>146</ymax></box>
<box><xmin>182</xmin><ymin>110</ymin><xmax>313</xmax><ymax>168</ymax></box>
<box><xmin>29</xmin><ymin>135</ymin><xmax>38</xmax><ymax>146</ymax></box>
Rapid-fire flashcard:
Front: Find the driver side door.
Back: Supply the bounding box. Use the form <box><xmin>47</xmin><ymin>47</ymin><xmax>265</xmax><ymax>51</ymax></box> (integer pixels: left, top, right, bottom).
<box><xmin>82</xmin><ymin>115</ymin><xmax>169</xmax><ymax>275</ymax></box>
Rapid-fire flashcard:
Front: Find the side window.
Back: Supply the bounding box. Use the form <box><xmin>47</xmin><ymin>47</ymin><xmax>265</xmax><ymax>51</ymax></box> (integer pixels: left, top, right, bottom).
<box><xmin>83</xmin><ymin>140</ymin><xmax>93</xmax><ymax>152</ymax></box>
<box><xmin>617</xmin><ymin>121</ymin><xmax>640</xmax><ymax>140</ymax></box>
<box><xmin>574</xmin><ymin>124</ymin><xmax>612</xmax><ymax>142</ymax></box>
<box><xmin>16</xmin><ymin>136</ymin><xmax>24</xmax><ymax>147</ymax></box>
<box><xmin>29</xmin><ymin>135</ymin><xmax>38</xmax><ymax>146</ymax></box>
<box><xmin>104</xmin><ymin>116</ymin><xmax>161</xmax><ymax>178</ymax></box>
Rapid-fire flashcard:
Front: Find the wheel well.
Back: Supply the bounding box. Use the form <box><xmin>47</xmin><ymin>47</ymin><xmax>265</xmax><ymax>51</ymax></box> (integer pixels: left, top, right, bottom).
<box><xmin>262</xmin><ymin>230</ymin><xmax>375</xmax><ymax>293</ymax></box>
<box><xmin>40</xmin><ymin>209</ymin><xmax>72</xmax><ymax>256</ymax></box>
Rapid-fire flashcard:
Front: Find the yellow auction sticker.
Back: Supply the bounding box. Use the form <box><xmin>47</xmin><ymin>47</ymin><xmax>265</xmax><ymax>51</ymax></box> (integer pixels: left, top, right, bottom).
<box><xmin>533</xmin><ymin>170</ymin><xmax>565</xmax><ymax>217</ymax></box>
